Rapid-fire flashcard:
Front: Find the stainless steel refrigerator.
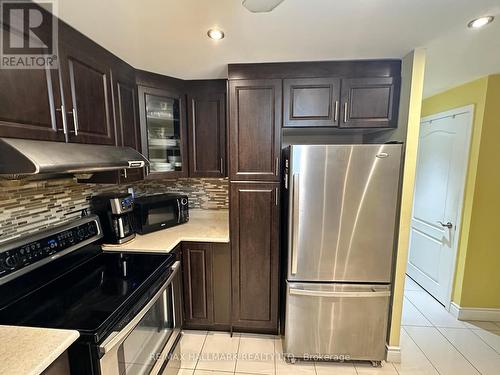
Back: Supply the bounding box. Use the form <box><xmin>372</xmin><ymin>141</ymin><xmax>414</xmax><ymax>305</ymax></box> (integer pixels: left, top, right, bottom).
<box><xmin>283</xmin><ymin>144</ymin><xmax>403</xmax><ymax>363</ymax></box>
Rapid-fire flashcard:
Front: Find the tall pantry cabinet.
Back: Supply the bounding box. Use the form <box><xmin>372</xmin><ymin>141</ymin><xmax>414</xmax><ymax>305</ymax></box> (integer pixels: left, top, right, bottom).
<box><xmin>228</xmin><ymin>79</ymin><xmax>281</xmax><ymax>334</ymax></box>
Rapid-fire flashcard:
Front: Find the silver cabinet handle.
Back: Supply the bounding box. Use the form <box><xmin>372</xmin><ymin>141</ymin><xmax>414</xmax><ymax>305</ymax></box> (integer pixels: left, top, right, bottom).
<box><xmin>334</xmin><ymin>100</ymin><xmax>339</xmax><ymax>122</ymax></box>
<box><xmin>344</xmin><ymin>102</ymin><xmax>348</xmax><ymax>123</ymax></box>
<box><xmin>275</xmin><ymin>157</ymin><xmax>279</xmax><ymax>176</ymax></box>
<box><xmin>438</xmin><ymin>221</ymin><xmax>453</xmax><ymax>229</ymax></box>
<box><xmin>72</xmin><ymin>108</ymin><xmax>79</xmax><ymax>136</ymax></box>
<box><xmin>99</xmin><ymin>261</ymin><xmax>181</xmax><ymax>355</ymax></box>
<box><xmin>122</xmin><ymin>169</ymin><xmax>127</xmax><ymax>179</ymax></box>
<box><xmin>220</xmin><ymin>157</ymin><xmax>224</xmax><ymax>174</ymax></box>
<box><xmin>289</xmin><ymin>288</ymin><xmax>391</xmax><ymax>298</ymax></box>
<box><xmin>128</xmin><ymin>161</ymin><xmax>145</xmax><ymax>168</ymax></box>
<box><xmin>55</xmin><ymin>105</ymin><xmax>68</xmax><ymax>135</ymax></box>
<box><xmin>290</xmin><ymin>173</ymin><xmax>300</xmax><ymax>275</ymax></box>
<box><xmin>191</xmin><ymin>99</ymin><xmax>196</xmax><ymax>127</ymax></box>
<box><xmin>275</xmin><ymin>187</ymin><xmax>279</xmax><ymax>206</ymax></box>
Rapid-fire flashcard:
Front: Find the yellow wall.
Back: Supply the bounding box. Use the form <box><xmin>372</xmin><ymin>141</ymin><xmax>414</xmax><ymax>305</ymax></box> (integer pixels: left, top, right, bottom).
<box><xmin>388</xmin><ymin>48</ymin><xmax>426</xmax><ymax>352</ymax></box>
<box><xmin>460</xmin><ymin>75</ymin><xmax>500</xmax><ymax>308</ymax></box>
<box><xmin>421</xmin><ymin>75</ymin><xmax>500</xmax><ymax>308</ymax></box>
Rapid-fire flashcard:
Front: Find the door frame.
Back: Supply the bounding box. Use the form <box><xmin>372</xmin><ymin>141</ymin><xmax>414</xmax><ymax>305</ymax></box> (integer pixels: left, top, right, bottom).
<box><xmin>410</xmin><ymin>104</ymin><xmax>474</xmax><ymax>310</ymax></box>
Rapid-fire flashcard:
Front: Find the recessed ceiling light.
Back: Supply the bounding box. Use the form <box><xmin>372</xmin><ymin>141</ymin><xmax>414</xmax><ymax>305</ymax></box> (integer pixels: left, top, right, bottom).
<box><xmin>467</xmin><ymin>16</ymin><xmax>494</xmax><ymax>29</ymax></box>
<box><xmin>207</xmin><ymin>28</ymin><xmax>225</xmax><ymax>40</ymax></box>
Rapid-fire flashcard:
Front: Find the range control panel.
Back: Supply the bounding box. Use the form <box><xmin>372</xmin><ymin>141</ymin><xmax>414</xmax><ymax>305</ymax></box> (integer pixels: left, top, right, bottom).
<box><xmin>0</xmin><ymin>218</ymin><xmax>101</xmax><ymax>281</ymax></box>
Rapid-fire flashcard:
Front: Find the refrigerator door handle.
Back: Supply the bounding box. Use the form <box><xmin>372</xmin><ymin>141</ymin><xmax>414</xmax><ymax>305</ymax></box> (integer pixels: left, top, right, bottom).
<box><xmin>290</xmin><ymin>173</ymin><xmax>300</xmax><ymax>275</ymax></box>
<box><xmin>289</xmin><ymin>288</ymin><xmax>391</xmax><ymax>298</ymax></box>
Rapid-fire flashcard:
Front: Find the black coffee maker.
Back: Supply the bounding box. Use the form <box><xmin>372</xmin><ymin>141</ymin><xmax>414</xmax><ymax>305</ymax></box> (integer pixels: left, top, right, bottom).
<box><xmin>90</xmin><ymin>193</ymin><xmax>136</xmax><ymax>244</ymax></box>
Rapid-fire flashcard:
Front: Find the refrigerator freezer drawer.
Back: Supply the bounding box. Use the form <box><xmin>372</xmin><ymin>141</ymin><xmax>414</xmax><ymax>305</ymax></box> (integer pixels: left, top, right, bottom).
<box><xmin>283</xmin><ymin>282</ymin><xmax>391</xmax><ymax>361</ymax></box>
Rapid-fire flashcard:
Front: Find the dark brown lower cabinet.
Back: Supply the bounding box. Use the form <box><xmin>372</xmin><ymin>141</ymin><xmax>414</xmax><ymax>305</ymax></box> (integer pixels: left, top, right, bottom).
<box><xmin>230</xmin><ymin>182</ymin><xmax>280</xmax><ymax>334</ymax></box>
<box><xmin>212</xmin><ymin>242</ymin><xmax>232</xmax><ymax>329</ymax></box>
<box><xmin>182</xmin><ymin>242</ymin><xmax>231</xmax><ymax>330</ymax></box>
<box><xmin>42</xmin><ymin>351</ymin><xmax>70</xmax><ymax>375</ymax></box>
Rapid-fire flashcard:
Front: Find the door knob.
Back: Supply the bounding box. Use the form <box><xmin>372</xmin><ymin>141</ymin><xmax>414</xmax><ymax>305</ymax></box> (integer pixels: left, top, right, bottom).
<box><xmin>438</xmin><ymin>221</ymin><xmax>453</xmax><ymax>229</ymax></box>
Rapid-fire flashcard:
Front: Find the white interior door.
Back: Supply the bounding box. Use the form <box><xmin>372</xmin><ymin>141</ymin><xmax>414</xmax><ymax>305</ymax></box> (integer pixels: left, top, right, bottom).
<box><xmin>407</xmin><ymin>105</ymin><xmax>473</xmax><ymax>307</ymax></box>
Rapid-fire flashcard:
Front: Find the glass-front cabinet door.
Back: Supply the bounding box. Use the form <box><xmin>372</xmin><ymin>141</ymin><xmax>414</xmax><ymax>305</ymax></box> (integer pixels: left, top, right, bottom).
<box><xmin>138</xmin><ymin>86</ymin><xmax>188</xmax><ymax>178</ymax></box>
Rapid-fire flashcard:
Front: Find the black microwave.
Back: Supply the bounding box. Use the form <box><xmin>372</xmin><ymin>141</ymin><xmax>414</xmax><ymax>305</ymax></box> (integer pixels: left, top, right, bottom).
<box><xmin>132</xmin><ymin>194</ymin><xmax>189</xmax><ymax>234</ymax></box>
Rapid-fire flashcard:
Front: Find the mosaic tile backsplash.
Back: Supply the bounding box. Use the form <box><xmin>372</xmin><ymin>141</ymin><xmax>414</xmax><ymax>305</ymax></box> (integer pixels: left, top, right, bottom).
<box><xmin>0</xmin><ymin>177</ymin><xmax>228</xmax><ymax>244</ymax></box>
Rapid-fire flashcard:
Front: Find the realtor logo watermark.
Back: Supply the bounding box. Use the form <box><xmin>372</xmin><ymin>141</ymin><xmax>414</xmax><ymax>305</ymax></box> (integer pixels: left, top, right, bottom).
<box><xmin>1</xmin><ymin>0</ymin><xmax>58</xmax><ymax>69</ymax></box>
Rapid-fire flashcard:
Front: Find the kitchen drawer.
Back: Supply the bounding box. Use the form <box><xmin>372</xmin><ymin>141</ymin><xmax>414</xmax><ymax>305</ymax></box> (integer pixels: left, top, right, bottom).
<box><xmin>283</xmin><ymin>282</ymin><xmax>391</xmax><ymax>361</ymax></box>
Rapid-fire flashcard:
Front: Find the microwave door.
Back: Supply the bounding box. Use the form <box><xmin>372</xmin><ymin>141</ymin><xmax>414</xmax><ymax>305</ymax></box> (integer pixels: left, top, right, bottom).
<box><xmin>145</xmin><ymin>202</ymin><xmax>178</xmax><ymax>231</ymax></box>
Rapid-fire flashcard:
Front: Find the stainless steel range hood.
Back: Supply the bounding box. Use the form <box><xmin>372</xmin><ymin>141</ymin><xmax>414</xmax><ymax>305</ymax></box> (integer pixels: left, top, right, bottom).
<box><xmin>0</xmin><ymin>138</ymin><xmax>149</xmax><ymax>179</ymax></box>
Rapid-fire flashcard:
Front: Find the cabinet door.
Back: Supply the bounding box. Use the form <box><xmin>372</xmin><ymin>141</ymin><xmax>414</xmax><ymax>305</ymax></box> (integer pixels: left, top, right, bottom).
<box><xmin>77</xmin><ymin>65</ymin><xmax>144</xmax><ymax>184</ymax></box>
<box><xmin>283</xmin><ymin>77</ymin><xmax>340</xmax><ymax>127</ymax></box>
<box><xmin>230</xmin><ymin>182</ymin><xmax>280</xmax><ymax>333</ymax></box>
<box><xmin>138</xmin><ymin>85</ymin><xmax>188</xmax><ymax>179</ymax></box>
<box><xmin>340</xmin><ymin>77</ymin><xmax>400</xmax><ymax>128</ymax></box>
<box><xmin>182</xmin><ymin>242</ymin><xmax>214</xmax><ymax>327</ymax></box>
<box><xmin>0</xmin><ymin>20</ymin><xmax>64</xmax><ymax>141</ymax></box>
<box><xmin>0</xmin><ymin>68</ymin><xmax>64</xmax><ymax>141</ymax></box>
<box><xmin>188</xmin><ymin>85</ymin><xmax>226</xmax><ymax>177</ymax></box>
<box><xmin>229</xmin><ymin>79</ymin><xmax>281</xmax><ymax>181</ymax></box>
<box><xmin>212</xmin><ymin>242</ymin><xmax>231</xmax><ymax>329</ymax></box>
<box><xmin>58</xmin><ymin>26</ymin><xmax>116</xmax><ymax>145</ymax></box>
<box><xmin>114</xmin><ymin>78</ymin><xmax>144</xmax><ymax>183</ymax></box>
<box><xmin>116</xmin><ymin>81</ymin><xmax>139</xmax><ymax>150</ymax></box>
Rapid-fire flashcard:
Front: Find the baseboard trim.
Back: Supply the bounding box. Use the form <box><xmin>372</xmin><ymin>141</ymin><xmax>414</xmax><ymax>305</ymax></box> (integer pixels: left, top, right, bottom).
<box><xmin>450</xmin><ymin>302</ymin><xmax>500</xmax><ymax>321</ymax></box>
<box><xmin>449</xmin><ymin>302</ymin><xmax>460</xmax><ymax>318</ymax></box>
<box><xmin>385</xmin><ymin>344</ymin><xmax>401</xmax><ymax>363</ymax></box>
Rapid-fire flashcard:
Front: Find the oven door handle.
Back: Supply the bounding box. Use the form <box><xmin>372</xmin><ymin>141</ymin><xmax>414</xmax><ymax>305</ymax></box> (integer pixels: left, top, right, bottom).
<box><xmin>98</xmin><ymin>261</ymin><xmax>181</xmax><ymax>355</ymax></box>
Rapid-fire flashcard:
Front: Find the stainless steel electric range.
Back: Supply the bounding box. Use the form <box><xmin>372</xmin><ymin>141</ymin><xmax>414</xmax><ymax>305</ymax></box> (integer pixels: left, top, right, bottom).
<box><xmin>0</xmin><ymin>215</ymin><xmax>182</xmax><ymax>375</ymax></box>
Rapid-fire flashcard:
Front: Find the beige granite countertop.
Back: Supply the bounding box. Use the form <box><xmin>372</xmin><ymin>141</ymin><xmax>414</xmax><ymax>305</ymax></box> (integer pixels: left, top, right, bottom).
<box><xmin>0</xmin><ymin>325</ymin><xmax>79</xmax><ymax>375</ymax></box>
<box><xmin>102</xmin><ymin>209</ymin><xmax>229</xmax><ymax>253</ymax></box>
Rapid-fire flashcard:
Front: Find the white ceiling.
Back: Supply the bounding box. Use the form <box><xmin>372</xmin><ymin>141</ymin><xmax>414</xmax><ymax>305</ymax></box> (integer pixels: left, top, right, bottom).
<box><xmin>56</xmin><ymin>0</ymin><xmax>500</xmax><ymax>97</ymax></box>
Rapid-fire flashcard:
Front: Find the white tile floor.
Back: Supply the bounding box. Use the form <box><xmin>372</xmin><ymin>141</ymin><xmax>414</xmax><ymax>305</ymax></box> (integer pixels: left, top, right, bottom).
<box><xmin>171</xmin><ymin>276</ymin><xmax>500</xmax><ymax>374</ymax></box>
<box><xmin>400</xmin><ymin>276</ymin><xmax>500</xmax><ymax>375</ymax></box>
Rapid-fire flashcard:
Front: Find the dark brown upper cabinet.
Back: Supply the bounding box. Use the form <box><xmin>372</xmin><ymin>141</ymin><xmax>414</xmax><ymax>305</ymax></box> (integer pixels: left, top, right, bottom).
<box><xmin>229</xmin><ymin>79</ymin><xmax>281</xmax><ymax>181</ymax></box>
<box><xmin>137</xmin><ymin>85</ymin><xmax>188</xmax><ymax>179</ymax></box>
<box><xmin>0</xmin><ymin>67</ymin><xmax>64</xmax><ymax>141</ymax></box>
<box><xmin>187</xmin><ymin>81</ymin><xmax>226</xmax><ymax>178</ymax></box>
<box><xmin>340</xmin><ymin>77</ymin><xmax>400</xmax><ymax>128</ymax></box>
<box><xmin>283</xmin><ymin>77</ymin><xmax>341</xmax><ymax>127</ymax></box>
<box><xmin>0</xmin><ymin>19</ymin><xmax>116</xmax><ymax>146</ymax></box>
<box><xmin>230</xmin><ymin>182</ymin><xmax>280</xmax><ymax>334</ymax></box>
<box><xmin>115</xmin><ymin>80</ymin><xmax>139</xmax><ymax>150</ymax></box>
<box><xmin>112</xmin><ymin>67</ymin><xmax>144</xmax><ymax>183</ymax></box>
<box><xmin>58</xmin><ymin>23</ymin><xmax>116</xmax><ymax>145</ymax></box>
<box><xmin>229</xmin><ymin>61</ymin><xmax>401</xmax><ymax>130</ymax></box>
<box><xmin>75</xmin><ymin>54</ymin><xmax>145</xmax><ymax>184</ymax></box>
<box><xmin>0</xmin><ymin>16</ymin><xmax>64</xmax><ymax>141</ymax></box>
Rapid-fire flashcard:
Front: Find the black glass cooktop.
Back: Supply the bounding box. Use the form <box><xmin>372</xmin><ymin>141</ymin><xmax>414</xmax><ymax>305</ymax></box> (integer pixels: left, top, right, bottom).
<box><xmin>0</xmin><ymin>248</ymin><xmax>174</xmax><ymax>343</ymax></box>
